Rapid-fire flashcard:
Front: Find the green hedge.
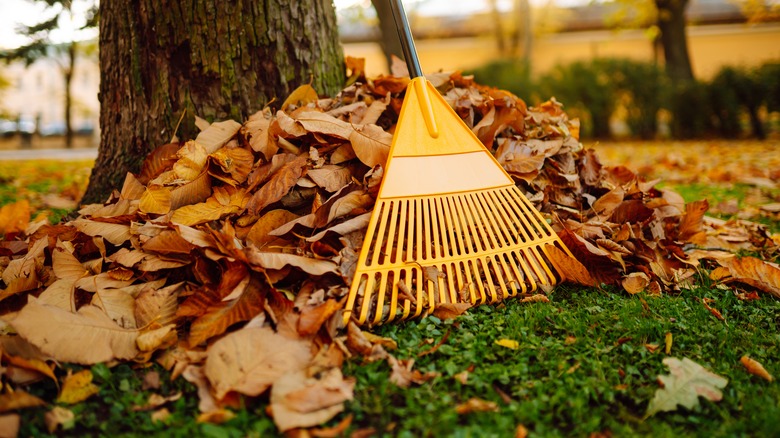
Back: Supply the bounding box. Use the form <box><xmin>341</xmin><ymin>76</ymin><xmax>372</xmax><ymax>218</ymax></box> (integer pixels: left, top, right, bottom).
<box><xmin>468</xmin><ymin>57</ymin><xmax>780</xmax><ymax>140</ymax></box>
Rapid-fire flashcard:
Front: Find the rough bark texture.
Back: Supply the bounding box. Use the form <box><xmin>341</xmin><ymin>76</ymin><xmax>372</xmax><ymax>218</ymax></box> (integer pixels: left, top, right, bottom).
<box><xmin>655</xmin><ymin>0</ymin><xmax>694</xmax><ymax>82</ymax></box>
<box><xmin>83</xmin><ymin>0</ymin><xmax>344</xmax><ymax>204</ymax></box>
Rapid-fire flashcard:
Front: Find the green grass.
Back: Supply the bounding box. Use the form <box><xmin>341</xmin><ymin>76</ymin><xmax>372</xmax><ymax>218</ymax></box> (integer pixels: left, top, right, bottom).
<box><xmin>17</xmin><ymin>282</ymin><xmax>780</xmax><ymax>437</ymax></box>
<box><xmin>659</xmin><ymin>182</ymin><xmax>780</xmax><ymax>233</ymax></box>
<box><xmin>344</xmin><ymin>283</ymin><xmax>780</xmax><ymax>437</ymax></box>
<box><xmin>0</xmin><ymin>160</ymin><xmax>93</xmax><ymax>223</ymax></box>
<box><xmin>5</xmin><ymin>159</ymin><xmax>780</xmax><ymax>436</ymax></box>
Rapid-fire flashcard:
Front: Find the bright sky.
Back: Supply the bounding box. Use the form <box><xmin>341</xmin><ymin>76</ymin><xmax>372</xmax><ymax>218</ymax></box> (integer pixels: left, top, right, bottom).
<box><xmin>0</xmin><ymin>0</ymin><xmax>97</xmax><ymax>50</ymax></box>
<box><xmin>0</xmin><ymin>0</ymin><xmax>561</xmax><ymax>50</ymax></box>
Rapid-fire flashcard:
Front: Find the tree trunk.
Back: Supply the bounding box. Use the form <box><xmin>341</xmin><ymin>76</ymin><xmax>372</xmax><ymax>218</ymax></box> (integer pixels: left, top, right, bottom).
<box><xmin>64</xmin><ymin>41</ymin><xmax>75</xmax><ymax>149</ymax></box>
<box><xmin>371</xmin><ymin>0</ymin><xmax>406</xmax><ymax>72</ymax></box>
<box><xmin>655</xmin><ymin>0</ymin><xmax>694</xmax><ymax>82</ymax></box>
<box><xmin>82</xmin><ymin>0</ymin><xmax>344</xmax><ymax>204</ymax></box>
<box><xmin>511</xmin><ymin>0</ymin><xmax>532</xmax><ymax>60</ymax></box>
<box><xmin>488</xmin><ymin>0</ymin><xmax>507</xmax><ymax>56</ymax></box>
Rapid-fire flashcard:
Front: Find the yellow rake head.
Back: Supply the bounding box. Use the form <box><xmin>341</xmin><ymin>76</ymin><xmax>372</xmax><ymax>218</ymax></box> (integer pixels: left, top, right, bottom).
<box><xmin>342</xmin><ymin>76</ymin><xmax>571</xmax><ymax>326</ymax></box>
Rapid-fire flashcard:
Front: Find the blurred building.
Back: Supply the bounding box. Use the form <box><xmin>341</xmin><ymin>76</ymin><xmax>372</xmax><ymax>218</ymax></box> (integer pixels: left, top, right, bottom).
<box><xmin>1</xmin><ymin>46</ymin><xmax>99</xmax><ymax>140</ymax></box>
<box><xmin>340</xmin><ymin>0</ymin><xmax>780</xmax><ymax>78</ymax></box>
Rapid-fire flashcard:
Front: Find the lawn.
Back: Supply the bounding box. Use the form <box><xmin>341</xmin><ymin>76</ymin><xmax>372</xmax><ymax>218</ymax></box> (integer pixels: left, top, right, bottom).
<box><xmin>2</xmin><ymin>140</ymin><xmax>779</xmax><ymax>437</ymax></box>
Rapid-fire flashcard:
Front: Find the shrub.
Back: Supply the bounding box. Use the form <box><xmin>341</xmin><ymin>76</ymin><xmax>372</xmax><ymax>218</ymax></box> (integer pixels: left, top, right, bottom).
<box><xmin>538</xmin><ymin>60</ymin><xmax>617</xmax><ymax>139</ymax></box>
<box><xmin>467</xmin><ymin>59</ymin><xmax>536</xmax><ymax>104</ymax></box>
<box><xmin>600</xmin><ymin>59</ymin><xmax>668</xmax><ymax>139</ymax></box>
<box><xmin>669</xmin><ymin>80</ymin><xmax>713</xmax><ymax>139</ymax></box>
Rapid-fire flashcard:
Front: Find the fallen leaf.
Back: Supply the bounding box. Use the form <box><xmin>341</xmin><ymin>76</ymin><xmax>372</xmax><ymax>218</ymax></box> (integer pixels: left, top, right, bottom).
<box><xmin>282</xmin><ymin>84</ymin><xmax>319</xmax><ymax>110</ymax></box>
<box><xmin>57</xmin><ymin>370</ymin><xmax>100</xmax><ymax>404</ymax></box>
<box><xmin>195</xmin><ymin>120</ymin><xmax>242</xmax><ymax>154</ymax></box>
<box><xmin>718</xmin><ymin>256</ymin><xmax>780</xmax><ymax>299</ymax></box>
<box><xmin>11</xmin><ymin>298</ymin><xmax>140</xmax><ymax>364</ymax></box>
<box><xmin>623</xmin><ymin>272</ymin><xmax>650</xmax><ymax>294</ymax></box>
<box><xmin>495</xmin><ymin>339</ymin><xmax>519</xmax><ymax>349</ymax></box>
<box><xmin>0</xmin><ymin>200</ymin><xmax>31</xmax><ymax>235</ymax></box>
<box><xmin>432</xmin><ymin>302</ymin><xmax>472</xmax><ymax>320</ymax></box>
<box><xmin>645</xmin><ymin>357</ymin><xmax>728</xmax><ymax>418</ymax></box>
<box><xmin>740</xmin><ymin>355</ymin><xmax>774</xmax><ymax>382</ymax></box>
<box><xmin>44</xmin><ymin>406</ymin><xmax>74</xmax><ymax>433</ymax></box>
<box><xmin>455</xmin><ymin>397</ymin><xmax>499</xmax><ymax>415</ymax></box>
<box><xmin>0</xmin><ymin>390</ymin><xmax>45</xmax><ymax>412</ymax></box>
<box><xmin>270</xmin><ymin>368</ymin><xmax>354</xmax><ymax>432</ymax></box>
<box><xmin>204</xmin><ymin>326</ymin><xmax>312</xmax><ymax>400</ymax></box>
<box><xmin>0</xmin><ymin>414</ymin><xmax>20</xmax><ymax>438</ymax></box>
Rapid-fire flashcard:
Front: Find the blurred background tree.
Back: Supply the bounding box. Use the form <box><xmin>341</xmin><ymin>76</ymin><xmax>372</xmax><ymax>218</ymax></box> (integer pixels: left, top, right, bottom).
<box><xmin>0</xmin><ymin>0</ymin><xmax>97</xmax><ymax>149</ymax></box>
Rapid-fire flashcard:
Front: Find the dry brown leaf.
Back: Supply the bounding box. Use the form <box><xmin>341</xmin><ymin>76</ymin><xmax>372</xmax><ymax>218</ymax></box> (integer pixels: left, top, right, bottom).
<box><xmin>51</xmin><ymin>246</ymin><xmax>89</xmax><ymax>281</ymax></box>
<box><xmin>195</xmin><ymin>120</ymin><xmax>242</xmax><ymax>154</ymax></box>
<box><xmin>455</xmin><ymin>397</ymin><xmax>499</xmax><ymax>415</ymax></box>
<box><xmin>135</xmin><ymin>282</ymin><xmax>182</xmax><ymax>327</ymax></box>
<box><xmin>718</xmin><ymin>256</ymin><xmax>780</xmax><ymax>298</ymax></box>
<box><xmin>295</xmin><ymin>110</ymin><xmax>354</xmax><ymax>139</ymax></box>
<box><xmin>246</xmin><ymin>154</ymin><xmax>308</xmax><ymax>215</ymax></box>
<box><xmin>0</xmin><ymin>390</ymin><xmax>45</xmax><ymax>412</ymax></box>
<box><xmin>270</xmin><ymin>368</ymin><xmax>354</xmax><ymax>432</ymax></box>
<box><xmin>246</xmin><ymin>209</ymin><xmax>300</xmax><ymax>248</ymax></box>
<box><xmin>204</xmin><ymin>326</ymin><xmax>312</xmax><ymax>400</ymax></box>
<box><xmin>72</xmin><ymin>219</ymin><xmax>131</xmax><ymax>246</ymax></box>
<box><xmin>545</xmin><ymin>244</ymin><xmax>597</xmax><ymax>286</ymax></box>
<box><xmin>44</xmin><ymin>406</ymin><xmax>74</xmax><ymax>434</ymax></box>
<box><xmin>622</xmin><ymin>272</ymin><xmax>650</xmax><ymax>294</ymax></box>
<box><xmin>187</xmin><ymin>275</ymin><xmax>266</xmax><ymax>347</ymax></box>
<box><xmin>93</xmin><ymin>289</ymin><xmax>137</xmax><ymax>329</ymax></box>
<box><xmin>244</xmin><ymin>109</ymin><xmax>277</xmax><ymax>160</ymax></box>
<box><xmin>307</xmin><ymin>165</ymin><xmax>353</xmax><ymax>192</ymax></box>
<box><xmin>432</xmin><ymin>302</ymin><xmax>472</xmax><ymax>320</ymax></box>
<box><xmin>173</xmin><ymin>141</ymin><xmax>209</xmax><ymax>181</ymax></box>
<box><xmin>245</xmin><ymin>249</ymin><xmax>338</xmax><ymax>276</ymax></box>
<box><xmin>740</xmin><ymin>355</ymin><xmax>774</xmax><ymax>382</ymax></box>
<box><xmin>11</xmin><ymin>298</ymin><xmax>139</xmax><ymax>364</ymax></box>
<box><xmin>677</xmin><ymin>200</ymin><xmax>709</xmax><ymax>244</ymax></box>
<box><xmin>349</xmin><ymin>124</ymin><xmax>391</xmax><ymax>168</ymax></box>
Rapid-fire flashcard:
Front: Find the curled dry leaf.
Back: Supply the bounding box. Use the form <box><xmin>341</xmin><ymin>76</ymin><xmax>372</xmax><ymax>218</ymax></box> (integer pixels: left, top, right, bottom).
<box><xmin>45</xmin><ymin>406</ymin><xmax>74</xmax><ymax>434</ymax></box>
<box><xmin>717</xmin><ymin>256</ymin><xmax>780</xmax><ymax>299</ymax></box>
<box><xmin>270</xmin><ymin>368</ymin><xmax>354</xmax><ymax>432</ymax></box>
<box><xmin>545</xmin><ymin>244</ymin><xmax>597</xmax><ymax>287</ymax></box>
<box><xmin>740</xmin><ymin>355</ymin><xmax>774</xmax><ymax>382</ymax></box>
<box><xmin>0</xmin><ymin>390</ymin><xmax>46</xmax><ymax>413</ymax></box>
<box><xmin>622</xmin><ymin>272</ymin><xmax>650</xmax><ymax>294</ymax></box>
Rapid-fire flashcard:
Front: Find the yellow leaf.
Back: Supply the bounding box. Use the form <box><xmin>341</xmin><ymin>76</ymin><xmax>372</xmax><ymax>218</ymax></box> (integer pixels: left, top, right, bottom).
<box><xmin>173</xmin><ymin>140</ymin><xmax>209</xmax><ymax>181</ymax></box>
<box><xmin>281</xmin><ymin>84</ymin><xmax>319</xmax><ymax>110</ymax></box>
<box><xmin>57</xmin><ymin>370</ymin><xmax>100</xmax><ymax>404</ymax></box>
<box><xmin>740</xmin><ymin>355</ymin><xmax>774</xmax><ymax>382</ymax></box>
<box><xmin>246</xmin><ymin>209</ymin><xmax>300</xmax><ymax>248</ymax></box>
<box><xmin>139</xmin><ymin>185</ymin><xmax>172</xmax><ymax>215</ymax></box>
<box><xmin>0</xmin><ymin>199</ymin><xmax>31</xmax><ymax>235</ymax></box>
<box><xmin>495</xmin><ymin>339</ymin><xmax>519</xmax><ymax>350</ymax></box>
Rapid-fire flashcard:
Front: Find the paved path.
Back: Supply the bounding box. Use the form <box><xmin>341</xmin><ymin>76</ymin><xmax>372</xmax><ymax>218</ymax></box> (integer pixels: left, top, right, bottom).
<box><xmin>0</xmin><ymin>148</ymin><xmax>98</xmax><ymax>161</ymax></box>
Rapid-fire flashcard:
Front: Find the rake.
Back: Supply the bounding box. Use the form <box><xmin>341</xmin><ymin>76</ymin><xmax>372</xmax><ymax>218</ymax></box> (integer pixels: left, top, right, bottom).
<box><xmin>343</xmin><ymin>0</ymin><xmax>572</xmax><ymax>326</ymax></box>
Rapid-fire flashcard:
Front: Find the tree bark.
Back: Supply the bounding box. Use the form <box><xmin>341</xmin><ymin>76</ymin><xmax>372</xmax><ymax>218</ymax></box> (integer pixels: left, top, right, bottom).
<box><xmin>82</xmin><ymin>0</ymin><xmax>344</xmax><ymax>204</ymax></box>
<box><xmin>655</xmin><ymin>0</ymin><xmax>694</xmax><ymax>82</ymax></box>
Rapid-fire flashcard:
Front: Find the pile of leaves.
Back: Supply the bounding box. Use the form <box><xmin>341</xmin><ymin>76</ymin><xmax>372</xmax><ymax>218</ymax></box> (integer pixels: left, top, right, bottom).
<box><xmin>0</xmin><ymin>58</ymin><xmax>779</xmax><ymax>434</ymax></box>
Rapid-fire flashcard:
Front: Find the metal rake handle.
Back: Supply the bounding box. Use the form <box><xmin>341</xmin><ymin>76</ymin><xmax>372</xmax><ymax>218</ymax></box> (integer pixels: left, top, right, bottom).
<box><xmin>389</xmin><ymin>0</ymin><xmax>423</xmax><ymax>78</ymax></box>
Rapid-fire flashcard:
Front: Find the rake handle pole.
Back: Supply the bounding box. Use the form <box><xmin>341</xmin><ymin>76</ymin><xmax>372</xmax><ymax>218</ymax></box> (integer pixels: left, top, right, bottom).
<box><xmin>389</xmin><ymin>0</ymin><xmax>423</xmax><ymax>78</ymax></box>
